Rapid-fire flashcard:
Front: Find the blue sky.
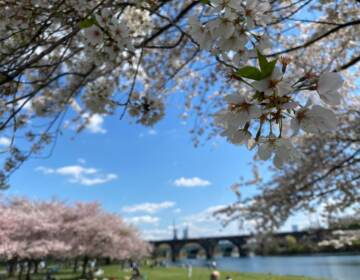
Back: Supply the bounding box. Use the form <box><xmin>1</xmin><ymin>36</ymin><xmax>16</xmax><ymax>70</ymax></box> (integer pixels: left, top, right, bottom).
<box><xmin>1</xmin><ymin>102</ymin><xmax>316</xmax><ymax>240</ymax></box>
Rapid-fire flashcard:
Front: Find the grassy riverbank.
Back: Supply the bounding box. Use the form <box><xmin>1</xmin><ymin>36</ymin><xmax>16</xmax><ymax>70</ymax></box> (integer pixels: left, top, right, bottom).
<box><xmin>7</xmin><ymin>265</ymin><xmax>320</xmax><ymax>280</ymax></box>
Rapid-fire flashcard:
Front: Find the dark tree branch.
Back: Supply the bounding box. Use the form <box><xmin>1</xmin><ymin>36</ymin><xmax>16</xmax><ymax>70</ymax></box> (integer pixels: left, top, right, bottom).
<box><xmin>268</xmin><ymin>19</ymin><xmax>360</xmax><ymax>57</ymax></box>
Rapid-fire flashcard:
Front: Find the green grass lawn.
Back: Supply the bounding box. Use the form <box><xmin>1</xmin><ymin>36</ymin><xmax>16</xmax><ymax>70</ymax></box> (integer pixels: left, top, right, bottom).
<box><xmin>7</xmin><ymin>265</ymin><xmax>321</xmax><ymax>280</ymax></box>
<box><xmin>104</xmin><ymin>266</ymin><xmax>319</xmax><ymax>280</ymax></box>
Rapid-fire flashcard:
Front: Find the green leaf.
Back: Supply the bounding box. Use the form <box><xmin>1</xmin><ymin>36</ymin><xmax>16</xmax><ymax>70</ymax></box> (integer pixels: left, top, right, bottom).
<box><xmin>256</xmin><ymin>49</ymin><xmax>278</xmax><ymax>78</ymax></box>
<box><xmin>263</xmin><ymin>59</ymin><xmax>277</xmax><ymax>76</ymax></box>
<box><xmin>79</xmin><ymin>18</ymin><xmax>97</xmax><ymax>29</ymax></box>
<box><xmin>257</xmin><ymin>50</ymin><xmax>268</xmax><ymax>72</ymax></box>
<box><xmin>200</xmin><ymin>0</ymin><xmax>210</xmax><ymax>4</ymax></box>
<box><xmin>235</xmin><ymin>66</ymin><xmax>264</xmax><ymax>80</ymax></box>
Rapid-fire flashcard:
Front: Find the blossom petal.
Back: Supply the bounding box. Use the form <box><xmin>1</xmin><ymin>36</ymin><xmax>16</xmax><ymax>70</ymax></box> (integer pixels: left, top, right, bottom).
<box><xmin>319</xmin><ymin>90</ymin><xmax>342</xmax><ymax>106</ymax></box>
<box><xmin>318</xmin><ymin>72</ymin><xmax>344</xmax><ymax>94</ymax></box>
<box><xmin>258</xmin><ymin>143</ymin><xmax>272</xmax><ymax>160</ymax></box>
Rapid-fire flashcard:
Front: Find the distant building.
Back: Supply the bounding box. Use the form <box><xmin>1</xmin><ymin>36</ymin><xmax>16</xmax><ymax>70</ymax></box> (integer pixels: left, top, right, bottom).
<box><xmin>183</xmin><ymin>226</ymin><xmax>189</xmax><ymax>239</ymax></box>
<box><xmin>173</xmin><ymin>220</ymin><xmax>178</xmax><ymax>240</ymax></box>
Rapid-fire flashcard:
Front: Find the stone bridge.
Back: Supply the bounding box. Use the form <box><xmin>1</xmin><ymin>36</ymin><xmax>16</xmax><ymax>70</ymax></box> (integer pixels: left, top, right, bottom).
<box><xmin>150</xmin><ymin>229</ymin><xmax>330</xmax><ymax>262</ymax></box>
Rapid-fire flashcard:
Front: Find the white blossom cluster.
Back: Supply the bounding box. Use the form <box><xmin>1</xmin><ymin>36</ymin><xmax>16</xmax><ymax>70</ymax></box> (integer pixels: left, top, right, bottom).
<box><xmin>188</xmin><ymin>0</ymin><xmax>345</xmax><ymax>168</ymax></box>
<box><xmin>81</xmin><ymin>8</ymin><xmax>134</xmax><ymax>66</ymax></box>
<box><xmin>215</xmin><ymin>61</ymin><xmax>343</xmax><ymax>168</ymax></box>
<box><xmin>81</xmin><ymin>78</ymin><xmax>117</xmax><ymax>114</ymax></box>
<box><xmin>189</xmin><ymin>0</ymin><xmax>271</xmax><ymax>63</ymax></box>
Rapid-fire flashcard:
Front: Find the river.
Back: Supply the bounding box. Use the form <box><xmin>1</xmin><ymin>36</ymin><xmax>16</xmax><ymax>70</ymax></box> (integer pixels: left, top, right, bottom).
<box><xmin>175</xmin><ymin>254</ymin><xmax>360</xmax><ymax>280</ymax></box>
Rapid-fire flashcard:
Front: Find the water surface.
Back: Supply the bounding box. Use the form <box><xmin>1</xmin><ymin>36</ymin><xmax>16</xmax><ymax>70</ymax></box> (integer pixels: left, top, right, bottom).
<box><xmin>176</xmin><ymin>255</ymin><xmax>360</xmax><ymax>280</ymax></box>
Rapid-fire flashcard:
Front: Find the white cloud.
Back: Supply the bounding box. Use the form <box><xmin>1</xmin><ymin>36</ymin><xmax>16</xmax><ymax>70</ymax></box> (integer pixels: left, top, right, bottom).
<box><xmin>135</xmin><ymin>205</ymin><xmax>246</xmax><ymax>240</ymax></box>
<box><xmin>141</xmin><ymin>228</ymin><xmax>172</xmax><ymax>240</ymax></box>
<box><xmin>0</xmin><ymin>137</ymin><xmax>11</xmax><ymax>147</ymax></box>
<box><xmin>122</xmin><ymin>201</ymin><xmax>175</xmax><ymax>214</ymax></box>
<box><xmin>173</xmin><ymin>177</ymin><xmax>211</xmax><ymax>188</ymax></box>
<box><xmin>85</xmin><ymin>114</ymin><xmax>106</xmax><ymax>134</ymax></box>
<box><xmin>71</xmin><ymin>173</ymin><xmax>117</xmax><ymax>186</ymax></box>
<box><xmin>148</xmin><ymin>129</ymin><xmax>157</xmax><ymax>135</ymax></box>
<box><xmin>36</xmin><ymin>164</ymin><xmax>117</xmax><ymax>186</ymax></box>
<box><xmin>125</xmin><ymin>215</ymin><xmax>159</xmax><ymax>225</ymax></box>
<box><xmin>56</xmin><ymin>165</ymin><xmax>97</xmax><ymax>176</ymax></box>
<box><xmin>169</xmin><ymin>204</ymin><xmax>246</xmax><ymax>238</ymax></box>
<box><xmin>174</xmin><ymin>208</ymin><xmax>182</xmax><ymax>214</ymax></box>
<box><xmin>178</xmin><ymin>204</ymin><xmax>330</xmax><ymax>239</ymax></box>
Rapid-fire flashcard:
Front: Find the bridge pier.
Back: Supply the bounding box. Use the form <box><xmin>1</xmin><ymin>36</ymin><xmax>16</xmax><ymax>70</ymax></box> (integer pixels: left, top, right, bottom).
<box><xmin>205</xmin><ymin>246</ymin><xmax>215</xmax><ymax>260</ymax></box>
<box><xmin>232</xmin><ymin>238</ymin><xmax>248</xmax><ymax>257</ymax></box>
<box><xmin>170</xmin><ymin>244</ymin><xmax>181</xmax><ymax>262</ymax></box>
<box><xmin>200</xmin><ymin>240</ymin><xmax>217</xmax><ymax>260</ymax></box>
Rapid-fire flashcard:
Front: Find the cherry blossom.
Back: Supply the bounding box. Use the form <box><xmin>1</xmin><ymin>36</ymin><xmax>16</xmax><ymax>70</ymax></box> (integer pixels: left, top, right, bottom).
<box><xmin>252</xmin><ymin>67</ymin><xmax>292</xmax><ymax>97</ymax></box>
<box><xmin>215</xmin><ymin>93</ymin><xmax>262</xmax><ymax>132</ymax></box>
<box><xmin>291</xmin><ymin>105</ymin><xmax>337</xmax><ymax>134</ymax></box>
<box><xmin>232</xmin><ymin>48</ymin><xmax>255</xmax><ymax>68</ymax></box>
<box><xmin>219</xmin><ymin>33</ymin><xmax>248</xmax><ymax>52</ymax></box>
<box><xmin>208</xmin><ymin>18</ymin><xmax>236</xmax><ymax>40</ymax></box>
<box><xmin>317</xmin><ymin>72</ymin><xmax>344</xmax><ymax>106</ymax></box>
<box><xmin>188</xmin><ymin>16</ymin><xmax>213</xmax><ymax>50</ymax></box>
<box><xmin>0</xmin><ymin>196</ymin><xmax>150</xmax><ymax>278</ymax></box>
<box><xmin>226</xmin><ymin>129</ymin><xmax>252</xmax><ymax>146</ymax></box>
<box><xmin>242</xmin><ymin>0</ymin><xmax>271</xmax><ymax>29</ymax></box>
<box><xmin>83</xmin><ymin>25</ymin><xmax>104</xmax><ymax>46</ymax></box>
<box><xmin>257</xmin><ymin>137</ymin><xmax>298</xmax><ymax>168</ymax></box>
<box><xmin>211</xmin><ymin>0</ymin><xmax>242</xmax><ymax>12</ymax></box>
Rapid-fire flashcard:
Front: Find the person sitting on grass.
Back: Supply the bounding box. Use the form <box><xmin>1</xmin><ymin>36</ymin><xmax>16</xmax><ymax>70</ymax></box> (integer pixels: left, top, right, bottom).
<box><xmin>210</xmin><ymin>270</ymin><xmax>220</xmax><ymax>280</ymax></box>
<box><xmin>130</xmin><ymin>266</ymin><xmax>141</xmax><ymax>280</ymax></box>
<box><xmin>94</xmin><ymin>267</ymin><xmax>104</xmax><ymax>278</ymax></box>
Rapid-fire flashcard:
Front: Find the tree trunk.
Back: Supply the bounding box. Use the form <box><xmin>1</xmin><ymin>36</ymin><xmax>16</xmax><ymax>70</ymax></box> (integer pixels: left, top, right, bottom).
<box><xmin>81</xmin><ymin>257</ymin><xmax>89</xmax><ymax>277</ymax></box>
<box><xmin>18</xmin><ymin>262</ymin><xmax>24</xmax><ymax>280</ymax></box>
<box><xmin>33</xmin><ymin>260</ymin><xmax>39</xmax><ymax>274</ymax></box>
<box><xmin>73</xmin><ymin>259</ymin><xmax>78</xmax><ymax>273</ymax></box>
<box><xmin>7</xmin><ymin>258</ymin><xmax>17</xmax><ymax>277</ymax></box>
<box><xmin>25</xmin><ymin>260</ymin><xmax>32</xmax><ymax>280</ymax></box>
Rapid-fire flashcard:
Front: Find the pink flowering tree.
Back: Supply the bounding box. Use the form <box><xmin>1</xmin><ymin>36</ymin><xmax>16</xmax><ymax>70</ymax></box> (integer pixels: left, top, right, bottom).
<box><xmin>0</xmin><ymin>197</ymin><xmax>150</xmax><ymax>279</ymax></box>
<box><xmin>60</xmin><ymin>202</ymin><xmax>150</xmax><ymax>275</ymax></box>
<box><xmin>0</xmin><ymin>1</ymin><xmax>359</xmax><ymax>228</ymax></box>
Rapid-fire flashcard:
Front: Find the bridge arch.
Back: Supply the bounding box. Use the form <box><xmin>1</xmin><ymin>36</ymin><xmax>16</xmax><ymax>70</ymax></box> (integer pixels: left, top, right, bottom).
<box><xmin>214</xmin><ymin>239</ymin><xmax>240</xmax><ymax>257</ymax></box>
<box><xmin>179</xmin><ymin>242</ymin><xmax>207</xmax><ymax>260</ymax></box>
<box><xmin>153</xmin><ymin>243</ymin><xmax>172</xmax><ymax>260</ymax></box>
<box><xmin>218</xmin><ymin>237</ymin><xmax>250</xmax><ymax>257</ymax></box>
